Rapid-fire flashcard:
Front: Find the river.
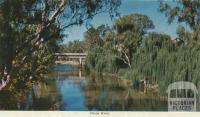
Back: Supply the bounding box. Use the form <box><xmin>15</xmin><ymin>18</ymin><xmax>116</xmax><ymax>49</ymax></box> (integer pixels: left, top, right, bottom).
<box><xmin>0</xmin><ymin>64</ymin><xmax>174</xmax><ymax>111</ymax></box>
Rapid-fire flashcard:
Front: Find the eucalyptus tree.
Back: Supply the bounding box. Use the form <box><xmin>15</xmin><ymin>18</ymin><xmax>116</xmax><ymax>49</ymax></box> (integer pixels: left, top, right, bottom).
<box><xmin>84</xmin><ymin>25</ymin><xmax>111</xmax><ymax>50</ymax></box>
<box><xmin>114</xmin><ymin>13</ymin><xmax>154</xmax><ymax>68</ymax></box>
<box><xmin>0</xmin><ymin>0</ymin><xmax>121</xmax><ymax>91</ymax></box>
<box><xmin>85</xmin><ymin>14</ymin><xmax>155</xmax><ymax>74</ymax></box>
<box><xmin>160</xmin><ymin>0</ymin><xmax>200</xmax><ymax>41</ymax></box>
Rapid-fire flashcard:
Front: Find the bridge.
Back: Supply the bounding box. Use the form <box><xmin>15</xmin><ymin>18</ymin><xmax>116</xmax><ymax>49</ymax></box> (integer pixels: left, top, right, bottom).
<box><xmin>54</xmin><ymin>53</ymin><xmax>87</xmax><ymax>67</ymax></box>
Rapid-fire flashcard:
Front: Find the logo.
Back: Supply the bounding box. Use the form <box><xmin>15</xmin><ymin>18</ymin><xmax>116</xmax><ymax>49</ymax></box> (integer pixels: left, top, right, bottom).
<box><xmin>166</xmin><ymin>81</ymin><xmax>198</xmax><ymax>111</ymax></box>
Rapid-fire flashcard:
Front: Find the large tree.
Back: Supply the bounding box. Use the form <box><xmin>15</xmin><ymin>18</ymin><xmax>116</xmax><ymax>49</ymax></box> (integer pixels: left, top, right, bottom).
<box><xmin>160</xmin><ymin>0</ymin><xmax>200</xmax><ymax>41</ymax></box>
<box><xmin>114</xmin><ymin>13</ymin><xmax>154</xmax><ymax>68</ymax></box>
<box><xmin>0</xmin><ymin>0</ymin><xmax>121</xmax><ymax>91</ymax></box>
<box><xmin>85</xmin><ymin>13</ymin><xmax>155</xmax><ymax>73</ymax></box>
<box><xmin>84</xmin><ymin>25</ymin><xmax>111</xmax><ymax>49</ymax></box>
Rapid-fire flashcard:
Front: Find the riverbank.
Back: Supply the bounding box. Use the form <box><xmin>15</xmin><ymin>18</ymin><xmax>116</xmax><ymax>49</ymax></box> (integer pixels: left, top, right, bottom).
<box><xmin>86</xmin><ymin>69</ymin><xmax>161</xmax><ymax>95</ymax></box>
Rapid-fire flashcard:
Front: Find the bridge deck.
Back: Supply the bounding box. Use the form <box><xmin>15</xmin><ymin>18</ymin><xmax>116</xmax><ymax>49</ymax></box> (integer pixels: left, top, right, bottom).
<box><xmin>54</xmin><ymin>53</ymin><xmax>87</xmax><ymax>66</ymax></box>
<box><xmin>54</xmin><ymin>53</ymin><xmax>87</xmax><ymax>56</ymax></box>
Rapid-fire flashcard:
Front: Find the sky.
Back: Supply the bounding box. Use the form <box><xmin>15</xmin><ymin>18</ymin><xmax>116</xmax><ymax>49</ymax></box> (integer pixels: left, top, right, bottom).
<box><xmin>63</xmin><ymin>0</ymin><xmax>188</xmax><ymax>44</ymax></box>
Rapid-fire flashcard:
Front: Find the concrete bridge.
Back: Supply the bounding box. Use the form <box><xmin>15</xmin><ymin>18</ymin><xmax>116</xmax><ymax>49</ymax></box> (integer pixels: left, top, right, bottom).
<box><xmin>54</xmin><ymin>53</ymin><xmax>87</xmax><ymax>66</ymax></box>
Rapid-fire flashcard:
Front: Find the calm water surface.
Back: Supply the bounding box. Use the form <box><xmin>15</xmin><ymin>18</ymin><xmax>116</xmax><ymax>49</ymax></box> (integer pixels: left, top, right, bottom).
<box><xmin>1</xmin><ymin>64</ymin><xmax>169</xmax><ymax>111</ymax></box>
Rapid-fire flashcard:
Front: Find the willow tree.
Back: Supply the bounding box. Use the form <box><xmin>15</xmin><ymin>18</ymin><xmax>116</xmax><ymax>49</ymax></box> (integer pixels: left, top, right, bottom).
<box><xmin>0</xmin><ymin>0</ymin><xmax>121</xmax><ymax>91</ymax></box>
<box><xmin>159</xmin><ymin>0</ymin><xmax>200</xmax><ymax>91</ymax></box>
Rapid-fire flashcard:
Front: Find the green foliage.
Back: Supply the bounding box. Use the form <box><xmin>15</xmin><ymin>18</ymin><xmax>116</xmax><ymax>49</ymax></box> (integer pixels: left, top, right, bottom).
<box><xmin>0</xmin><ymin>0</ymin><xmax>121</xmax><ymax>92</ymax></box>
<box><xmin>155</xmin><ymin>0</ymin><xmax>200</xmax><ymax>90</ymax></box>
<box><xmin>127</xmin><ymin>32</ymin><xmax>200</xmax><ymax>92</ymax></box>
<box><xmin>85</xmin><ymin>47</ymin><xmax>120</xmax><ymax>74</ymax></box>
<box><xmin>115</xmin><ymin>13</ymin><xmax>154</xmax><ymax>34</ymax></box>
<box><xmin>85</xmin><ymin>13</ymin><xmax>155</xmax><ymax>71</ymax></box>
<box><xmin>61</xmin><ymin>40</ymin><xmax>86</xmax><ymax>53</ymax></box>
<box><xmin>114</xmin><ymin>13</ymin><xmax>155</xmax><ymax>68</ymax></box>
<box><xmin>129</xmin><ymin>33</ymin><xmax>176</xmax><ymax>82</ymax></box>
<box><xmin>85</xmin><ymin>47</ymin><xmax>105</xmax><ymax>73</ymax></box>
<box><xmin>86</xmin><ymin>26</ymin><xmax>200</xmax><ymax>92</ymax></box>
<box><xmin>84</xmin><ymin>25</ymin><xmax>111</xmax><ymax>49</ymax></box>
<box><xmin>159</xmin><ymin>0</ymin><xmax>200</xmax><ymax>41</ymax></box>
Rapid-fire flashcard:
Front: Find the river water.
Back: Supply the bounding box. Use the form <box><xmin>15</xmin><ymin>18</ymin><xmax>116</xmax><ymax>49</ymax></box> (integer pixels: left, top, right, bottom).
<box><xmin>0</xmin><ymin>64</ymin><xmax>171</xmax><ymax>111</ymax></box>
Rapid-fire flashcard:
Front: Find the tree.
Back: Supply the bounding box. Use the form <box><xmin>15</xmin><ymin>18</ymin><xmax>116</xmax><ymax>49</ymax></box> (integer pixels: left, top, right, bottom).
<box><xmin>125</xmin><ymin>32</ymin><xmax>200</xmax><ymax>92</ymax></box>
<box><xmin>61</xmin><ymin>40</ymin><xmax>86</xmax><ymax>53</ymax></box>
<box><xmin>84</xmin><ymin>25</ymin><xmax>111</xmax><ymax>49</ymax></box>
<box><xmin>114</xmin><ymin>13</ymin><xmax>154</xmax><ymax>68</ymax></box>
<box><xmin>0</xmin><ymin>0</ymin><xmax>121</xmax><ymax>91</ymax></box>
<box><xmin>85</xmin><ymin>13</ymin><xmax>155</xmax><ymax>73</ymax></box>
<box><xmin>159</xmin><ymin>0</ymin><xmax>200</xmax><ymax>41</ymax></box>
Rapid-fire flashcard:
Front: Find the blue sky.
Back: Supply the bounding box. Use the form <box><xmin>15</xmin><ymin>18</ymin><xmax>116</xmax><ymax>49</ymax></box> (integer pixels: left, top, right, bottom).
<box><xmin>63</xmin><ymin>0</ymin><xmax>188</xmax><ymax>43</ymax></box>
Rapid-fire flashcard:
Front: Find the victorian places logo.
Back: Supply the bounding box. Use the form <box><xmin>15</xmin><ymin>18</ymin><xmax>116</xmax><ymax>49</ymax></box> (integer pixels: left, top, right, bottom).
<box><xmin>167</xmin><ymin>81</ymin><xmax>198</xmax><ymax>111</ymax></box>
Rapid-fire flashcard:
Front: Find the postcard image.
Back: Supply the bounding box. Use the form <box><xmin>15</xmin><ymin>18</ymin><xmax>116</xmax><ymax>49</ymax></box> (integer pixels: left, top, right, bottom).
<box><xmin>0</xmin><ymin>0</ymin><xmax>200</xmax><ymax>116</ymax></box>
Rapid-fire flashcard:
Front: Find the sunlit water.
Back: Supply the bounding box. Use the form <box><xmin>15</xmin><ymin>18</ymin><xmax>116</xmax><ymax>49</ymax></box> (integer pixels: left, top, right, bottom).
<box><xmin>0</xmin><ymin>64</ymin><xmax>173</xmax><ymax>111</ymax></box>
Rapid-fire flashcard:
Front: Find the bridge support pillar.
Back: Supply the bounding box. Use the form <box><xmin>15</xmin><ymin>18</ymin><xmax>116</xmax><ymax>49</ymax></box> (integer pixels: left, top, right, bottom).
<box><xmin>79</xmin><ymin>58</ymin><xmax>82</xmax><ymax>67</ymax></box>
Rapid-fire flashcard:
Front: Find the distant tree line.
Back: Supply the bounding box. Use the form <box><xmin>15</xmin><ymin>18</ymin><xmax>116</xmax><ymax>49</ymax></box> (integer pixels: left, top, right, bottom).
<box><xmin>61</xmin><ymin>40</ymin><xmax>86</xmax><ymax>53</ymax></box>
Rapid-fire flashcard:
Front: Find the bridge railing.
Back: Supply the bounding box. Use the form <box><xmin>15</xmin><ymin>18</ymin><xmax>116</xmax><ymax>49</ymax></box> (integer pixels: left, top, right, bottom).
<box><xmin>54</xmin><ymin>53</ymin><xmax>87</xmax><ymax>56</ymax></box>
<box><xmin>54</xmin><ymin>53</ymin><xmax>87</xmax><ymax>66</ymax></box>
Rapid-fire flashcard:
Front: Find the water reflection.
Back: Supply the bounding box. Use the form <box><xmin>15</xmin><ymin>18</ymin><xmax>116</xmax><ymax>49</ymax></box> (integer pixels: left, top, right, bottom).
<box><xmin>54</xmin><ymin>64</ymin><xmax>168</xmax><ymax>111</ymax></box>
<box><xmin>33</xmin><ymin>83</ymin><xmax>41</xmax><ymax>98</ymax></box>
<box><xmin>82</xmin><ymin>77</ymin><xmax>168</xmax><ymax>111</ymax></box>
<box><xmin>0</xmin><ymin>64</ymin><xmax>172</xmax><ymax>111</ymax></box>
